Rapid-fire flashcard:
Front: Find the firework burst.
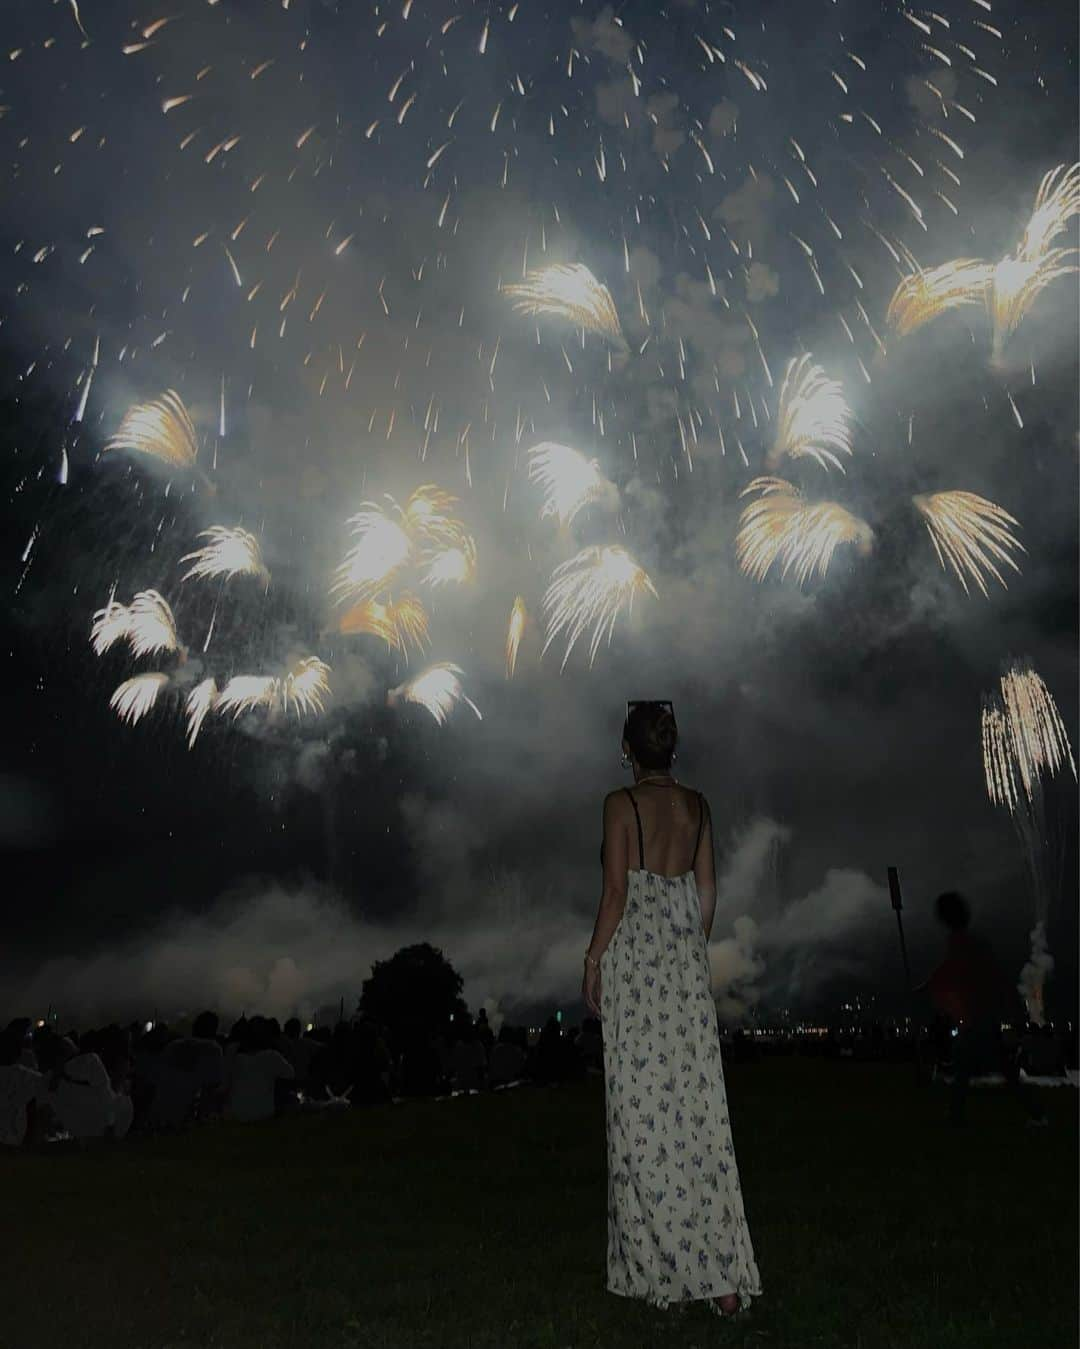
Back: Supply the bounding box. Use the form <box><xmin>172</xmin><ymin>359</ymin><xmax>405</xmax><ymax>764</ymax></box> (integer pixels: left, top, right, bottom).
<box><xmin>420</xmin><ymin>534</ymin><xmax>477</xmax><ymax>588</ymax></box>
<box><xmin>217</xmin><ymin>674</ymin><xmax>280</xmax><ymax>719</ymax></box>
<box><xmin>339</xmin><ymin>593</ymin><xmax>430</xmax><ymax>659</ymax></box>
<box><xmin>502</xmin><ymin>263</ymin><xmax>624</xmax><ymax>343</ymax></box>
<box><xmin>110</xmin><ymin>672</ymin><xmax>170</xmax><ymax>726</ymax></box>
<box><xmin>541</xmin><ymin>545</ymin><xmax>657</xmax><ymax>672</ymax></box>
<box><xmin>988</xmin><ymin>249</ymin><xmax>1078</xmax><ymax>364</ymax></box>
<box><xmin>330</xmin><ymin>502</ymin><xmax>413</xmax><ymax>606</ymax></box>
<box><xmin>736</xmin><ymin>477</ymin><xmax>873</xmax><ymax>585</ymax></box>
<box><xmin>388</xmin><ymin>661</ymin><xmax>482</xmax><ymax>725</ymax></box>
<box><xmin>283</xmin><ymin>657</ymin><xmax>332</xmax><ymax>718</ymax></box>
<box><xmin>93</xmin><ymin>590</ymin><xmax>180</xmax><ymax>659</ymax></box>
<box><xmin>104</xmin><ymin>390</ymin><xmax>213</xmax><ymax>490</ymax></box>
<box><xmin>90</xmin><ymin>595</ymin><xmax>133</xmax><ymax>656</ymax></box>
<box><xmin>913</xmin><ymin>491</ymin><xmax>1025</xmax><ymax>596</ymax></box>
<box><xmin>527</xmin><ymin>442</ymin><xmax>618</xmax><ymax>526</ymax></box>
<box><xmin>181</xmin><ymin>526</ymin><xmax>269</xmax><ymax>585</ymax></box>
<box><xmin>767</xmin><ymin>355</ymin><xmax>854</xmax><ymax>472</ymax></box>
<box><xmin>886</xmin><ymin>256</ymin><xmax>993</xmax><ymax>337</ymax></box>
<box><xmin>404</xmin><ymin>485</ymin><xmax>467</xmax><ymax>547</ymax></box>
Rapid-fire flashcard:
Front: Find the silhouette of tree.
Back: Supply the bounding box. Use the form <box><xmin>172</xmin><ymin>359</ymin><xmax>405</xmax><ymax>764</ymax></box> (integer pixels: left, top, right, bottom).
<box><xmin>358</xmin><ymin>942</ymin><xmax>468</xmax><ymax>1051</ymax></box>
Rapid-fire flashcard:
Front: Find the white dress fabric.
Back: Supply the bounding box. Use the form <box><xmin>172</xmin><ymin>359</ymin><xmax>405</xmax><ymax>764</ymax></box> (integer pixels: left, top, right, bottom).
<box><xmin>600</xmin><ymin>801</ymin><xmax>762</xmax><ymax>1311</ymax></box>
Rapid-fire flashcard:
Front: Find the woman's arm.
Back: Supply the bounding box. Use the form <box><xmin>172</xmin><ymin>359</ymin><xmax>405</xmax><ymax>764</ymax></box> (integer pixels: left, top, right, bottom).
<box><xmin>586</xmin><ymin>791</ymin><xmax>629</xmax><ymax>962</ymax></box>
<box><xmin>694</xmin><ymin>796</ymin><xmax>717</xmax><ymax>940</ymax></box>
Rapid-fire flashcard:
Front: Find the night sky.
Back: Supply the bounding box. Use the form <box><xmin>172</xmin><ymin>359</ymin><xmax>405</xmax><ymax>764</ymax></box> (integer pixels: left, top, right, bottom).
<box><xmin>1</xmin><ymin>0</ymin><xmax>1076</xmax><ymax>1028</ymax></box>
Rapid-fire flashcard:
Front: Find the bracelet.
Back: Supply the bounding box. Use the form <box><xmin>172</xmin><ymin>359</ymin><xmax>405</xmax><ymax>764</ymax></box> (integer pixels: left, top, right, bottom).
<box><xmin>584</xmin><ymin>952</ymin><xmax>600</xmax><ymax>969</ymax></box>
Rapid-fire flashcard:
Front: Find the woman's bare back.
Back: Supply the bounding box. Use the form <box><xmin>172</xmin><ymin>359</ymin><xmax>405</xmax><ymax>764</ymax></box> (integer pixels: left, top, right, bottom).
<box><xmin>623</xmin><ymin>782</ymin><xmax>707</xmax><ymax>877</ymax></box>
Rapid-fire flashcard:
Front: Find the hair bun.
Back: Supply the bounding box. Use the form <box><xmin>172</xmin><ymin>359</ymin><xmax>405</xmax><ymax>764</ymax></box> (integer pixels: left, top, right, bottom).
<box><xmin>654</xmin><ymin>712</ymin><xmax>677</xmax><ymax>751</ymax></box>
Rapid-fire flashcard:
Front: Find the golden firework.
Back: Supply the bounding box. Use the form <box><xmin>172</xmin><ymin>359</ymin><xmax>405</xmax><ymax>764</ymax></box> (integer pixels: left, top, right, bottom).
<box><xmin>767</xmin><ymin>355</ymin><xmax>854</xmax><ymax>472</ymax></box>
<box><xmin>283</xmin><ymin>657</ymin><xmax>332</xmax><ymax>718</ymax></box>
<box><xmin>181</xmin><ymin>526</ymin><xmax>269</xmax><ymax>585</ymax></box>
<box><xmin>736</xmin><ymin>477</ymin><xmax>873</xmax><ymax>585</ymax></box>
<box><xmin>330</xmin><ymin>502</ymin><xmax>413</xmax><ymax>605</ymax></box>
<box><xmin>339</xmin><ymin>593</ymin><xmax>430</xmax><ymax>659</ymax></box>
<box><xmin>506</xmin><ymin>596</ymin><xmax>527</xmax><ymax>679</ymax></box>
<box><xmin>541</xmin><ymin>545</ymin><xmax>657</xmax><ymax>672</ymax></box>
<box><xmin>913</xmin><ymin>491</ymin><xmax>1025</xmax><ymax>596</ymax></box>
<box><xmin>403</xmin><ymin>485</ymin><xmax>467</xmax><ymax>547</ymax></box>
<box><xmin>988</xmin><ymin>249</ymin><xmax>1078</xmax><ymax>364</ymax></box>
<box><xmin>527</xmin><ymin>442</ymin><xmax>618</xmax><ymax>526</ymax></box>
<box><xmin>502</xmin><ymin>263</ymin><xmax>624</xmax><ymax>343</ymax></box>
<box><xmin>886</xmin><ymin>256</ymin><xmax>992</xmax><ymax>336</ymax></box>
<box><xmin>185</xmin><ymin>678</ymin><xmax>218</xmax><ymax>748</ymax></box>
<box><xmin>420</xmin><ymin>534</ymin><xmax>477</xmax><ymax>588</ymax></box>
<box><xmin>104</xmin><ymin>390</ymin><xmax>214</xmax><ymax>490</ymax></box>
<box><xmin>387</xmin><ymin>661</ymin><xmax>482</xmax><ymax>725</ymax></box>
<box><xmin>982</xmin><ymin>665</ymin><xmax>1077</xmax><ymax>814</ymax></box>
<box><xmin>1016</xmin><ymin>162</ymin><xmax>1080</xmax><ymax>263</ymax></box>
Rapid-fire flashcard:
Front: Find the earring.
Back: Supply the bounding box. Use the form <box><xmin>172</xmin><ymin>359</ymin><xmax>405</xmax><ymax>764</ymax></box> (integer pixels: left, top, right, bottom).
<box><xmin>671</xmin><ymin>750</ymin><xmax>678</xmax><ymax>763</ymax></box>
<box><xmin>620</xmin><ymin>753</ymin><xmax>631</xmax><ymax>769</ymax></box>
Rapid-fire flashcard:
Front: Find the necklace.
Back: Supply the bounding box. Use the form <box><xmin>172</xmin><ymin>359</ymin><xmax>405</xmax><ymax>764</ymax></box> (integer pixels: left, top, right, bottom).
<box><xmin>635</xmin><ymin>774</ymin><xmax>678</xmax><ymax>786</ymax></box>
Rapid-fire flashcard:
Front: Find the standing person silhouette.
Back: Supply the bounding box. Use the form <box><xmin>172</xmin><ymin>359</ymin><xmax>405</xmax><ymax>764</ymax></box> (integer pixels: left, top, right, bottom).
<box><xmin>583</xmin><ymin>701</ymin><xmax>762</xmax><ymax>1318</ymax></box>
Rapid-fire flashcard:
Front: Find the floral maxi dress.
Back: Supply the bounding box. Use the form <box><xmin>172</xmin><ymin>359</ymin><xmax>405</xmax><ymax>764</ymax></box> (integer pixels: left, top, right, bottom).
<box><xmin>600</xmin><ymin>788</ymin><xmax>762</xmax><ymax>1311</ymax></box>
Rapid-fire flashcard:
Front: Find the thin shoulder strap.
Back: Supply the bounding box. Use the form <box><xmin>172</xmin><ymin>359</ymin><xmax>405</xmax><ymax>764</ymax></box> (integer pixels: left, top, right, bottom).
<box><xmin>692</xmin><ymin>792</ymin><xmax>706</xmax><ymax>865</ymax></box>
<box><xmin>624</xmin><ymin>787</ymin><xmax>645</xmax><ymax>870</ymax></box>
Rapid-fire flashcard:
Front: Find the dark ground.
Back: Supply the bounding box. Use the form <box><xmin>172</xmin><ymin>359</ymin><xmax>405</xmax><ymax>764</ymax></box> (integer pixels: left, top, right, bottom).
<box><xmin>3</xmin><ymin>1058</ymin><xmax>1076</xmax><ymax>1349</ymax></box>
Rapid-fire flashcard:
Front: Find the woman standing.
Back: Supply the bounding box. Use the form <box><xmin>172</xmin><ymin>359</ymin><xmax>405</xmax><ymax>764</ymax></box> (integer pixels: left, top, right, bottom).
<box><xmin>583</xmin><ymin>701</ymin><xmax>761</xmax><ymax>1317</ymax></box>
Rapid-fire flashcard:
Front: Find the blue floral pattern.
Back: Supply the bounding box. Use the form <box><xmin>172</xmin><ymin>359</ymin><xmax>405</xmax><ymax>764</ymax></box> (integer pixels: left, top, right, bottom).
<box><xmin>601</xmin><ymin>868</ymin><xmax>762</xmax><ymax>1311</ymax></box>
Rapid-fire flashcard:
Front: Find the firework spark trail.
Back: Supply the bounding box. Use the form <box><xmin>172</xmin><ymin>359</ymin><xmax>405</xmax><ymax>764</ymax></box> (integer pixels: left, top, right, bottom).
<box><xmin>420</xmin><ymin>535</ymin><xmax>477</xmax><ymax>587</ymax></box>
<box><xmin>1016</xmin><ymin>161</ymin><xmax>1080</xmax><ymax>262</ymax></box>
<box><xmin>541</xmin><ymin>545</ymin><xmax>658</xmax><ymax>672</ymax></box>
<box><xmin>766</xmin><ymin>356</ymin><xmax>854</xmax><ymax>472</ymax></box>
<box><xmin>283</xmin><ymin>657</ymin><xmax>332</xmax><ymax>718</ymax></box>
<box><xmin>181</xmin><ymin>525</ymin><xmax>269</xmax><ymax>584</ymax></box>
<box><xmin>981</xmin><ymin>664</ymin><xmax>1076</xmax><ymax>1023</ymax></box>
<box><xmin>502</xmin><ymin>264</ymin><xmax>624</xmax><ymax>343</ymax></box>
<box><xmin>527</xmin><ymin>442</ymin><xmax>618</xmax><ymax>526</ymax></box>
<box><xmin>989</xmin><ymin>249</ymin><xmax>1078</xmax><ymax>363</ymax></box>
<box><xmin>998</xmin><ymin>665</ymin><xmax>1078</xmax><ymax>805</ymax></box>
<box><xmin>886</xmin><ymin>256</ymin><xmax>993</xmax><ymax>336</ymax></box>
<box><xmin>982</xmin><ymin>667</ymin><xmax>1077</xmax><ymax>816</ymax></box>
<box><xmin>185</xmin><ymin>677</ymin><xmax>218</xmax><ymax>748</ymax></box>
<box><xmin>216</xmin><ymin>675</ymin><xmax>280</xmax><ymax>719</ymax></box>
<box><xmin>330</xmin><ymin>503</ymin><xmax>413</xmax><ymax>605</ymax></box>
<box><xmin>505</xmin><ymin>595</ymin><xmax>526</xmax><ymax>679</ymax></box>
<box><xmin>388</xmin><ymin>661</ymin><xmax>482</xmax><ymax>725</ymax></box>
<box><xmin>104</xmin><ymin>391</ymin><xmax>214</xmax><ymax>491</ymax></box>
<box><xmin>110</xmin><ymin>672</ymin><xmax>170</xmax><ymax>726</ymax></box>
<box><xmin>736</xmin><ymin>478</ymin><xmax>874</xmax><ymax>585</ymax></box>
<box><xmin>913</xmin><ymin>491</ymin><xmax>1025</xmax><ymax>596</ymax></box>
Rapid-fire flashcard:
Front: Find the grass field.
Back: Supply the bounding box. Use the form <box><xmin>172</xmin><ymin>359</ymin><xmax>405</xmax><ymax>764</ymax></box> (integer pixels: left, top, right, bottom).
<box><xmin>3</xmin><ymin>1058</ymin><xmax>1076</xmax><ymax>1349</ymax></box>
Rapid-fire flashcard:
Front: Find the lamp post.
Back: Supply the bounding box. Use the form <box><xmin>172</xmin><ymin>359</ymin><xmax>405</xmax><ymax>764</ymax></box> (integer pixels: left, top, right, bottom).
<box><xmin>887</xmin><ymin>866</ymin><xmax>924</xmax><ymax>1084</ymax></box>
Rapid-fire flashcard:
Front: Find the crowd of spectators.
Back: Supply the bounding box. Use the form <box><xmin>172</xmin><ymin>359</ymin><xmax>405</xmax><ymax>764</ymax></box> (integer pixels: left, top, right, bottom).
<box><xmin>0</xmin><ymin>1009</ymin><xmax>605</xmax><ymax>1148</ymax></box>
